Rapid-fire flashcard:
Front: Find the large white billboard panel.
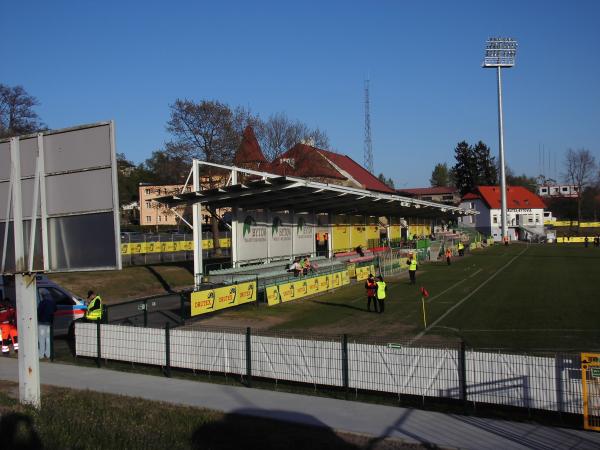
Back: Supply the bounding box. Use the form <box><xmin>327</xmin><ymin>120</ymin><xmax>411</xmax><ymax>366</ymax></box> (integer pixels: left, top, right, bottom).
<box><xmin>0</xmin><ymin>122</ymin><xmax>121</xmax><ymax>274</ymax></box>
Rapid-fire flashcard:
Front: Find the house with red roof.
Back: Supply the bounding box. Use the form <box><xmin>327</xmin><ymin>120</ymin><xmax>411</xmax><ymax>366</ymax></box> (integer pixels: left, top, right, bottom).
<box><xmin>233</xmin><ymin>127</ymin><xmax>395</xmax><ymax>193</ymax></box>
<box><xmin>458</xmin><ymin>186</ymin><xmax>546</xmax><ymax>242</ymax></box>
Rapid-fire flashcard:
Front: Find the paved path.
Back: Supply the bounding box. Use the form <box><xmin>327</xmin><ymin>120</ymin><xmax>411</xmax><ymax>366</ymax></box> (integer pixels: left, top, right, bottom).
<box><xmin>1</xmin><ymin>359</ymin><xmax>599</xmax><ymax>450</ymax></box>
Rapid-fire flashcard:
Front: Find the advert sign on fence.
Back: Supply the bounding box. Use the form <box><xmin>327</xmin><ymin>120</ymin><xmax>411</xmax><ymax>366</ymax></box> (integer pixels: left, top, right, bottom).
<box><xmin>191</xmin><ymin>281</ymin><xmax>257</xmax><ymax>316</ymax></box>
<box><xmin>266</xmin><ymin>270</ymin><xmax>350</xmax><ymax>306</ymax></box>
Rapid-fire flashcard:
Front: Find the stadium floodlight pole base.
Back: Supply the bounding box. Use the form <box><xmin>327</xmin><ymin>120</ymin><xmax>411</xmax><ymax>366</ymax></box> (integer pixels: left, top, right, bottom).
<box><xmin>497</xmin><ymin>66</ymin><xmax>508</xmax><ymax>240</ymax></box>
<box><xmin>192</xmin><ymin>160</ymin><xmax>203</xmax><ymax>288</ymax></box>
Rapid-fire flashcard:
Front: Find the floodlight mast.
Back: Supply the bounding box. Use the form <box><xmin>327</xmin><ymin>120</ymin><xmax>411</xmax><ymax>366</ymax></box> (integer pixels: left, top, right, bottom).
<box><xmin>483</xmin><ymin>37</ymin><xmax>517</xmax><ymax>242</ymax></box>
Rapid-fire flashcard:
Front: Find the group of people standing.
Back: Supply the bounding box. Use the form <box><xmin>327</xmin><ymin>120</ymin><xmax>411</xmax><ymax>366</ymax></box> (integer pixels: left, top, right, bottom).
<box><xmin>364</xmin><ymin>274</ymin><xmax>386</xmax><ymax>313</ymax></box>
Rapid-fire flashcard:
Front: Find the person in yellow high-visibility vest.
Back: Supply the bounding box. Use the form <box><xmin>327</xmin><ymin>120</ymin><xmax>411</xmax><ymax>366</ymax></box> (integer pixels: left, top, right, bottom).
<box><xmin>407</xmin><ymin>254</ymin><xmax>417</xmax><ymax>285</ymax></box>
<box><xmin>84</xmin><ymin>290</ymin><xmax>103</xmax><ymax>321</ymax></box>
<box><xmin>375</xmin><ymin>276</ymin><xmax>387</xmax><ymax>313</ymax></box>
<box><xmin>458</xmin><ymin>241</ymin><xmax>465</xmax><ymax>257</ymax></box>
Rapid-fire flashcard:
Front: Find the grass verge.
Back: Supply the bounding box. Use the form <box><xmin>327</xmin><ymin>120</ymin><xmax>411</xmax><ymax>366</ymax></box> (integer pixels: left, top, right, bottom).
<box><xmin>0</xmin><ymin>382</ymin><xmax>424</xmax><ymax>450</ymax></box>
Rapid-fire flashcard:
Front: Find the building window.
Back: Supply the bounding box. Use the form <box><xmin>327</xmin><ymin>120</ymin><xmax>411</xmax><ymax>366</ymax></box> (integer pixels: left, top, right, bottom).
<box><xmin>442</xmin><ymin>195</ymin><xmax>454</xmax><ymax>200</ymax></box>
<box><xmin>164</xmin><ymin>215</ymin><xmax>168</xmax><ymax>221</ymax></box>
<box><xmin>535</xmin><ymin>215</ymin><xmax>540</xmax><ymax>223</ymax></box>
<box><xmin>541</xmin><ymin>187</ymin><xmax>548</xmax><ymax>193</ymax></box>
<box><xmin>422</xmin><ymin>196</ymin><xmax>432</xmax><ymax>201</ymax></box>
<box><xmin>145</xmin><ymin>201</ymin><xmax>151</xmax><ymax>208</ymax></box>
<box><xmin>528</xmin><ymin>217</ymin><xmax>533</xmax><ymax>223</ymax></box>
<box><xmin>493</xmin><ymin>216</ymin><xmax>498</xmax><ymax>224</ymax></box>
<box><xmin>146</xmin><ymin>216</ymin><xmax>151</xmax><ymax>222</ymax></box>
<box><xmin>562</xmin><ymin>187</ymin><xmax>568</xmax><ymax>192</ymax></box>
<box><xmin>470</xmin><ymin>202</ymin><xmax>475</xmax><ymax>209</ymax></box>
<box><xmin>158</xmin><ymin>216</ymin><xmax>161</xmax><ymax>223</ymax></box>
<box><xmin>145</xmin><ymin>189</ymin><xmax>151</xmax><ymax>195</ymax></box>
<box><xmin>469</xmin><ymin>216</ymin><xmax>474</xmax><ymax>224</ymax></box>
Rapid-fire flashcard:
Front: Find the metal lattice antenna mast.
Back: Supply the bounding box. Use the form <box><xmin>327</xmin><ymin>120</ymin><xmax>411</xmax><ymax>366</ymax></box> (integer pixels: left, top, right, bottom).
<box><xmin>363</xmin><ymin>79</ymin><xmax>374</xmax><ymax>173</ymax></box>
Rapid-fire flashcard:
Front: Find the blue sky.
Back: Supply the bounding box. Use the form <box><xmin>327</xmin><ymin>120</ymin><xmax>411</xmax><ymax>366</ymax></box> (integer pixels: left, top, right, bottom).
<box><xmin>2</xmin><ymin>0</ymin><xmax>599</xmax><ymax>187</ymax></box>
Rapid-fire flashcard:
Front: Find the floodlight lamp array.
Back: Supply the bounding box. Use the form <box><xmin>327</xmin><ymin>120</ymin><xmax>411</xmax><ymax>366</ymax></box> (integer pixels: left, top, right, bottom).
<box><xmin>483</xmin><ymin>37</ymin><xmax>517</xmax><ymax>68</ymax></box>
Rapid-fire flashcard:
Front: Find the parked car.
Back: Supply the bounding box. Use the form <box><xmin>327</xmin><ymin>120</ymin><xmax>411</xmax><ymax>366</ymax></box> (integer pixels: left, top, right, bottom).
<box><xmin>0</xmin><ymin>275</ymin><xmax>87</xmax><ymax>336</ymax></box>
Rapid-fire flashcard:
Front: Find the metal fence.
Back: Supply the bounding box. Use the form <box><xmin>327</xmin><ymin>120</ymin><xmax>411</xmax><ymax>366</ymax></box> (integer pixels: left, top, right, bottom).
<box><xmin>121</xmin><ymin>232</ymin><xmax>231</xmax><ymax>266</ymax></box>
<box><xmin>75</xmin><ymin>322</ymin><xmax>584</xmax><ymax>415</ymax></box>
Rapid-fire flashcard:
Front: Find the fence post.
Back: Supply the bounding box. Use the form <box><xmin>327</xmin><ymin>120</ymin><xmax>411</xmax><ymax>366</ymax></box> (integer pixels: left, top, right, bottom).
<box><xmin>143</xmin><ymin>299</ymin><xmax>148</xmax><ymax>327</ymax></box>
<box><xmin>96</xmin><ymin>320</ymin><xmax>102</xmax><ymax>368</ymax></box>
<box><xmin>246</xmin><ymin>327</ymin><xmax>252</xmax><ymax>387</ymax></box>
<box><xmin>179</xmin><ymin>292</ymin><xmax>186</xmax><ymax>324</ymax></box>
<box><xmin>164</xmin><ymin>323</ymin><xmax>171</xmax><ymax>377</ymax></box>
<box><xmin>458</xmin><ymin>340</ymin><xmax>467</xmax><ymax>406</ymax></box>
<box><xmin>50</xmin><ymin>321</ymin><xmax>55</xmax><ymax>362</ymax></box>
<box><xmin>342</xmin><ymin>334</ymin><xmax>349</xmax><ymax>396</ymax></box>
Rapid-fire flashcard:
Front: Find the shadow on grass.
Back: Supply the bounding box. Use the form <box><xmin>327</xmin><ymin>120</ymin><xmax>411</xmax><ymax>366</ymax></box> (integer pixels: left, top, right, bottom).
<box><xmin>191</xmin><ymin>409</ymin><xmax>358</xmax><ymax>450</ymax></box>
<box><xmin>0</xmin><ymin>412</ymin><xmax>43</xmax><ymax>450</ymax></box>
<box><xmin>311</xmin><ymin>300</ymin><xmax>367</xmax><ymax>312</ymax></box>
<box><xmin>144</xmin><ymin>266</ymin><xmax>174</xmax><ymax>293</ymax></box>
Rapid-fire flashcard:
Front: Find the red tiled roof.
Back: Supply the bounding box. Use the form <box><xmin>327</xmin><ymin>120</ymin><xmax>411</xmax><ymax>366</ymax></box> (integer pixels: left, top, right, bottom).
<box><xmin>274</xmin><ymin>144</ymin><xmax>346</xmax><ymax>179</ymax></box>
<box><xmin>234</xmin><ymin>126</ymin><xmax>267</xmax><ymax>165</ymax></box>
<box><xmin>465</xmin><ymin>186</ymin><xmax>546</xmax><ymax>209</ymax></box>
<box><xmin>397</xmin><ymin>186</ymin><xmax>458</xmax><ymax>196</ymax></box>
<box><xmin>316</xmin><ymin>148</ymin><xmax>395</xmax><ymax>193</ymax></box>
<box><xmin>462</xmin><ymin>192</ymin><xmax>480</xmax><ymax>200</ymax></box>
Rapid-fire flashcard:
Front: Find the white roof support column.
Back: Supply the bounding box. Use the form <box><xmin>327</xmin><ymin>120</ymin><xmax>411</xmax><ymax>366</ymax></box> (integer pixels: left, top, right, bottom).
<box><xmin>192</xmin><ymin>160</ymin><xmax>203</xmax><ymax>288</ymax></box>
<box><xmin>231</xmin><ymin>168</ymin><xmax>238</xmax><ymax>268</ymax></box>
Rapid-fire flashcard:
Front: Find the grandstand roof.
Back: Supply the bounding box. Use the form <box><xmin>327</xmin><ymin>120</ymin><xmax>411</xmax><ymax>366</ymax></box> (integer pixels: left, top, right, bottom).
<box><xmin>158</xmin><ymin>161</ymin><xmax>478</xmax><ymax>219</ymax></box>
<box><xmin>397</xmin><ymin>186</ymin><xmax>458</xmax><ymax>196</ymax></box>
<box><xmin>464</xmin><ymin>186</ymin><xmax>546</xmax><ymax>209</ymax></box>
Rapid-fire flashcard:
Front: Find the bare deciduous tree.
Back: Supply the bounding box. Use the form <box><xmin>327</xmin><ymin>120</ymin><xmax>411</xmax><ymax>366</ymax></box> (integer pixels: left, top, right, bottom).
<box><xmin>0</xmin><ymin>84</ymin><xmax>45</xmax><ymax>138</ymax></box>
<box><xmin>255</xmin><ymin>112</ymin><xmax>330</xmax><ymax>161</ymax></box>
<box><xmin>564</xmin><ymin>148</ymin><xmax>597</xmax><ymax>226</ymax></box>
<box><xmin>166</xmin><ymin>99</ymin><xmax>257</xmax><ymax>252</ymax></box>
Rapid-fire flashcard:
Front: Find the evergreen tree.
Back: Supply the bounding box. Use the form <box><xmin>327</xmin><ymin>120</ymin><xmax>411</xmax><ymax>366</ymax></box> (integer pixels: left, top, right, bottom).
<box><xmin>429</xmin><ymin>163</ymin><xmax>450</xmax><ymax>187</ymax></box>
<box><xmin>452</xmin><ymin>141</ymin><xmax>477</xmax><ymax>195</ymax></box>
<box><xmin>473</xmin><ymin>141</ymin><xmax>498</xmax><ymax>185</ymax></box>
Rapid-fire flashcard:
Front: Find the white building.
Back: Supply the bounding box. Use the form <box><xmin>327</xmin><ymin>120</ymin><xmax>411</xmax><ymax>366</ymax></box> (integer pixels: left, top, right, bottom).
<box><xmin>459</xmin><ymin>186</ymin><xmax>546</xmax><ymax>242</ymax></box>
<box><xmin>537</xmin><ymin>184</ymin><xmax>579</xmax><ymax>198</ymax></box>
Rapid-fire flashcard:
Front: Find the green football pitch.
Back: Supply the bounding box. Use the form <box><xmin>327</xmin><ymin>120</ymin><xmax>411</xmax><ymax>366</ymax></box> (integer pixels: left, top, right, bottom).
<box><xmin>195</xmin><ymin>243</ymin><xmax>600</xmax><ymax>352</ymax></box>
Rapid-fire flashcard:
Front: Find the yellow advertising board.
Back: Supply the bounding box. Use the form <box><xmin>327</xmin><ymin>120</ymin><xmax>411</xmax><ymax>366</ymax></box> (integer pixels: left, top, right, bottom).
<box><xmin>351</xmin><ymin>226</ymin><xmax>367</xmax><ymax>249</ymax></box>
<box><xmin>121</xmin><ymin>239</ymin><xmax>231</xmax><ymax>255</ymax></box>
<box><xmin>332</xmin><ymin>225</ymin><xmax>351</xmax><ymax>252</ymax></box>
<box><xmin>341</xmin><ymin>270</ymin><xmax>350</xmax><ymax>285</ymax></box>
<box><xmin>347</xmin><ymin>263</ymin><xmax>356</xmax><ymax>278</ymax></box>
<box><xmin>366</xmin><ymin>225</ymin><xmax>379</xmax><ymax>242</ymax></box>
<box><xmin>267</xmin><ymin>270</ymin><xmax>351</xmax><ymax>307</ymax></box>
<box><xmin>191</xmin><ymin>281</ymin><xmax>256</xmax><ymax>316</ymax></box>
<box><xmin>355</xmin><ymin>264</ymin><xmax>375</xmax><ymax>281</ymax></box>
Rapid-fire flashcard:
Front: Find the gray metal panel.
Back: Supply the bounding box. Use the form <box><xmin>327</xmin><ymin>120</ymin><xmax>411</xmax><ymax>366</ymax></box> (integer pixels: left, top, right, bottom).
<box><xmin>45</xmin><ymin>168</ymin><xmax>114</xmax><ymax>216</ymax></box>
<box><xmin>18</xmin><ymin>136</ymin><xmax>38</xmax><ymax>178</ymax></box>
<box><xmin>47</xmin><ymin>212</ymin><xmax>117</xmax><ymax>272</ymax></box>
<box><xmin>0</xmin><ymin>183</ymin><xmax>9</xmax><ymax>220</ymax></box>
<box><xmin>0</xmin><ymin>141</ymin><xmax>9</xmax><ymax>180</ymax></box>
<box><xmin>44</xmin><ymin>125</ymin><xmax>112</xmax><ymax>173</ymax></box>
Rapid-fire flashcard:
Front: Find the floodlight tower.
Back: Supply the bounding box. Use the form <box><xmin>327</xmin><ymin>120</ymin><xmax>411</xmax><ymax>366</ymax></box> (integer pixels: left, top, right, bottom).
<box><xmin>483</xmin><ymin>37</ymin><xmax>517</xmax><ymax>241</ymax></box>
<box><xmin>363</xmin><ymin>79</ymin><xmax>374</xmax><ymax>173</ymax></box>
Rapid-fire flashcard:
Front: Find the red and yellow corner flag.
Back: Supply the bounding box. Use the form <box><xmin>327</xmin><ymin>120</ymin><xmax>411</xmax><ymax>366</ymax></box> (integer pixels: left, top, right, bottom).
<box><xmin>420</xmin><ymin>286</ymin><xmax>429</xmax><ymax>328</ymax></box>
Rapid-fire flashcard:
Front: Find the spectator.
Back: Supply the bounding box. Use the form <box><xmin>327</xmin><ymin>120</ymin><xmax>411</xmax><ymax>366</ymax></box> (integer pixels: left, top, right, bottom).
<box><xmin>37</xmin><ymin>291</ymin><xmax>57</xmax><ymax>359</ymax></box>
<box><xmin>287</xmin><ymin>258</ymin><xmax>302</xmax><ymax>277</ymax></box>
<box><xmin>365</xmin><ymin>274</ymin><xmax>377</xmax><ymax>312</ymax></box>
